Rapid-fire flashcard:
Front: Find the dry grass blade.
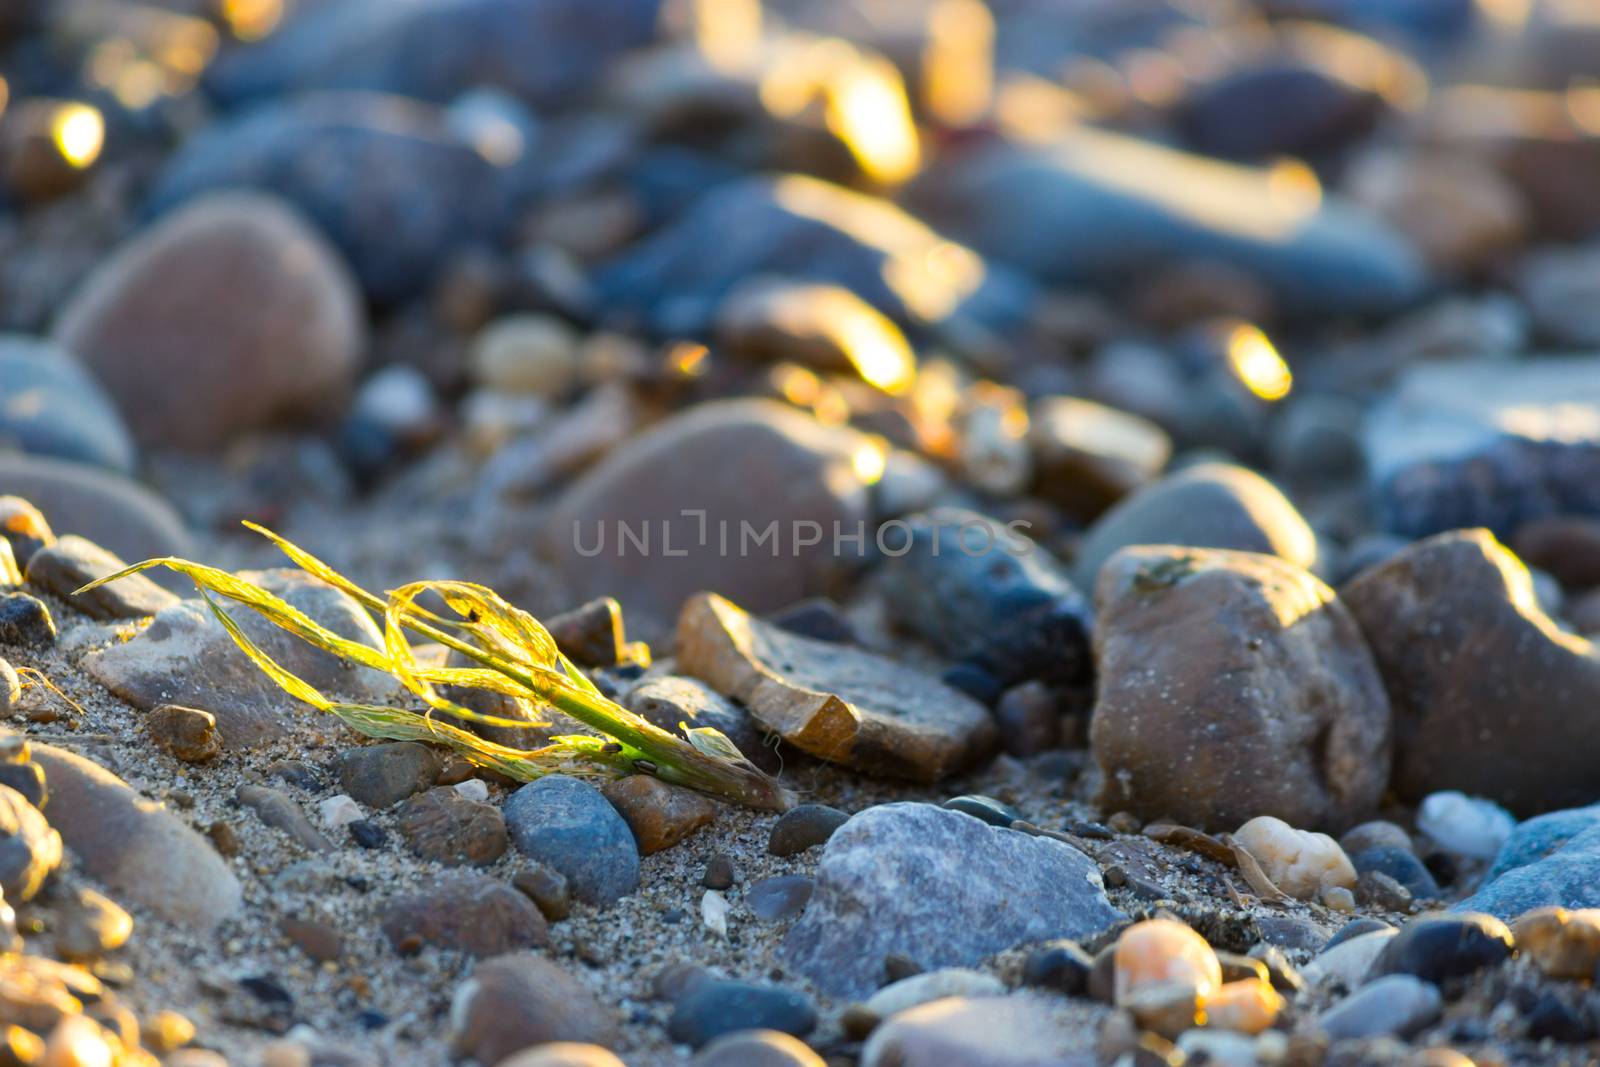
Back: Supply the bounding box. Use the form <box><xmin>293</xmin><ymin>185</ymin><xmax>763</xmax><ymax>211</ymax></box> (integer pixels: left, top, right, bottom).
<box><xmin>76</xmin><ymin>529</ymin><xmax>794</xmax><ymax>811</ymax></box>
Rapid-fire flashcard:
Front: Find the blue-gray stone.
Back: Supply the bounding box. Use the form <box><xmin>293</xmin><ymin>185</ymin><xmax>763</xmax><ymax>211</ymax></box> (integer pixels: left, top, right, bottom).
<box><xmin>1487</xmin><ymin>804</ymin><xmax>1600</xmax><ymax>881</ymax></box>
<box><xmin>1456</xmin><ymin>824</ymin><xmax>1600</xmax><ymax>919</ymax></box>
<box><xmin>667</xmin><ymin>978</ymin><xmax>816</xmax><ymax>1048</ymax></box>
<box><xmin>504</xmin><ymin>775</ymin><xmax>640</xmax><ymax>905</ymax></box>
<box><xmin>877</xmin><ymin>509</ymin><xmax>1091</xmax><ymax>689</ymax></box>
<box><xmin>205</xmin><ymin>0</ymin><xmax>662</xmax><ymax>110</ymax></box>
<box><xmin>1366</xmin><ymin>358</ymin><xmax>1600</xmax><ymax>538</ymax></box>
<box><xmin>903</xmin><ymin>132</ymin><xmax>1426</xmax><ymax>318</ymax></box>
<box><xmin>0</xmin><ymin>337</ymin><xmax>134</xmax><ymax>474</ymax></box>
<box><xmin>1317</xmin><ymin>974</ymin><xmax>1442</xmax><ymax>1039</ymax></box>
<box><xmin>147</xmin><ymin>94</ymin><xmax>511</xmax><ymax>303</ymax></box>
<box><xmin>942</xmin><ymin>794</ymin><xmax>1023</xmax><ymax>828</ymax></box>
<box><xmin>592</xmin><ymin>174</ymin><xmax>1037</xmax><ymax>343</ymax></box>
<box><xmin>1369</xmin><ymin>914</ymin><xmax>1513</xmax><ymax>983</ymax></box>
<box><xmin>1351</xmin><ymin>847</ymin><xmax>1441</xmax><ymax>900</ymax></box>
<box><xmin>780</xmin><ymin>802</ymin><xmax>1124</xmax><ymax>998</ymax></box>
<box><xmin>745</xmin><ymin>875</ymin><xmax>814</xmax><ymax>922</ymax></box>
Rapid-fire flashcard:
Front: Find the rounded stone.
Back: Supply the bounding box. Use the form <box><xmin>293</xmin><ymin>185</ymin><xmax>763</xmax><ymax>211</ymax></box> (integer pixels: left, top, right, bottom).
<box><xmin>1368</xmin><ymin>914</ymin><xmax>1514</xmax><ymax>984</ymax></box>
<box><xmin>768</xmin><ymin>804</ymin><xmax>850</xmax><ymax>857</ymax></box>
<box><xmin>692</xmin><ymin>1029</ymin><xmax>825</xmax><ymax>1067</ymax></box>
<box><xmin>1235</xmin><ymin>816</ymin><xmax>1357</xmax><ymax>900</ymax></box>
<box><xmin>497</xmin><ymin>1046</ymin><xmax>627</xmax><ymax>1067</ymax></box>
<box><xmin>53</xmin><ymin>192</ymin><xmax>363</xmax><ymax>450</ymax></box>
<box><xmin>0</xmin><ymin>335</ymin><xmax>135</xmax><ymax>474</ymax></box>
<box><xmin>504</xmin><ymin>775</ymin><xmax>641</xmax><ymax>905</ymax></box>
<box><xmin>449</xmin><ymin>953</ymin><xmax>617</xmax><ymax>1065</ymax></box>
<box><xmin>0</xmin><ymin>783</ymin><xmax>59</xmax><ymax>902</ymax></box>
<box><xmin>668</xmin><ymin>978</ymin><xmax>818</xmax><ymax>1049</ymax></box>
<box><xmin>145</xmin><ymin>705</ymin><xmax>222</xmax><ymax>763</ymax></box>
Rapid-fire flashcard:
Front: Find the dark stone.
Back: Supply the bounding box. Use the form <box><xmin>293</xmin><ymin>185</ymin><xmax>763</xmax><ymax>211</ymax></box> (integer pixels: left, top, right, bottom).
<box><xmin>1352</xmin><ymin>847</ymin><xmax>1441</xmax><ymax>900</ymax></box>
<box><xmin>511</xmin><ymin>863</ymin><xmax>572</xmax><ymax>921</ymax></box>
<box><xmin>768</xmin><ymin>804</ymin><xmax>849</xmax><ymax>857</ymax></box>
<box><xmin>668</xmin><ymin>979</ymin><xmax>818</xmax><ymax>1049</ymax></box>
<box><xmin>395</xmin><ymin>787</ymin><xmax>507</xmax><ymax>867</ymax></box>
<box><xmin>380</xmin><ymin>871</ymin><xmax>549</xmax><ymax>956</ymax></box>
<box><xmin>334</xmin><ymin>742</ymin><xmax>440</xmax><ymax>810</ymax></box>
<box><xmin>1021</xmin><ymin>939</ymin><xmax>1093</xmax><ymax>995</ymax></box>
<box><xmin>348</xmin><ymin>820</ymin><xmax>387</xmax><ymax>850</ymax></box>
<box><xmin>0</xmin><ymin>337</ymin><xmax>136</xmax><ymax>474</ymax></box>
<box><xmin>876</xmin><ymin>509</ymin><xmax>1091</xmax><ymax>690</ymax></box>
<box><xmin>0</xmin><ymin>593</ymin><xmax>54</xmax><ymax>646</ymax></box>
<box><xmin>702</xmin><ymin>854</ymin><xmax>735</xmax><ymax>890</ymax></box>
<box><xmin>769</xmin><ymin>598</ymin><xmax>859</xmax><ymax>645</ymax></box>
<box><xmin>1525</xmin><ymin>992</ymin><xmax>1592</xmax><ymax>1043</ymax></box>
<box><xmin>1369</xmin><ymin>914</ymin><xmax>1514</xmax><ymax>984</ymax></box>
<box><xmin>1325</xmin><ymin>917</ymin><xmax>1394</xmax><ymax>951</ymax></box>
<box><xmin>237</xmin><ymin>784</ymin><xmax>334</xmax><ymax>854</ymax></box>
<box><xmin>503</xmin><ymin>775</ymin><xmax>640</xmax><ymax>905</ymax></box>
<box><xmin>941</xmin><ymin>795</ymin><xmax>1021</xmax><ymax>828</ymax></box>
<box><xmin>545</xmin><ymin>597</ymin><xmax>627</xmax><ymax>667</ymax></box>
<box><xmin>25</xmin><ymin>536</ymin><xmax>176</xmax><ymax>620</ymax></box>
<box><xmin>627</xmin><ymin>675</ymin><xmax>780</xmax><ymax>774</ymax></box>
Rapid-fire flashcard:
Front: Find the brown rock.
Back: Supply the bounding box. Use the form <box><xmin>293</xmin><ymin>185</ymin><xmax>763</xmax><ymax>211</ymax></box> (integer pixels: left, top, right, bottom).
<box><xmin>395</xmin><ymin>787</ymin><xmax>508</xmax><ymax>866</ymax></box>
<box><xmin>24</xmin><ymin>535</ymin><xmax>177</xmax><ymax>620</ymax></box>
<box><xmin>237</xmin><ymin>784</ymin><xmax>334</xmax><ymax>854</ymax></box>
<box><xmin>512</xmin><ymin>862</ymin><xmax>572</xmax><ymax>921</ymax></box>
<box><xmin>542</xmin><ymin>399</ymin><xmax>873</xmax><ymax>639</ymax></box>
<box><xmin>0</xmin><ymin>495</ymin><xmax>53</xmax><ymax>567</ymax></box>
<box><xmin>53</xmin><ymin>887</ymin><xmax>132</xmax><ymax>960</ymax></box>
<box><xmin>0</xmin><ymin>783</ymin><xmax>59</xmax><ymax>901</ymax></box>
<box><xmin>1091</xmin><ymin>546</ymin><xmax>1390</xmax><ymax>831</ymax></box>
<box><xmin>677</xmin><ymin>593</ymin><xmax>995</xmax><ymax>783</ymax></box>
<box><xmin>53</xmin><ymin>192</ymin><xmax>363</xmax><ymax>450</ymax></box>
<box><xmin>1027</xmin><ymin>396</ymin><xmax>1170</xmax><ymax>522</ymax></box>
<box><xmin>601</xmin><ymin>775</ymin><xmax>717</xmax><ymax>855</ymax></box>
<box><xmin>545</xmin><ymin>596</ymin><xmax>627</xmax><ymax>667</ymax></box>
<box><xmin>1511</xmin><ymin>515</ymin><xmax>1600</xmax><ymax>589</ymax></box>
<box><xmin>280</xmin><ymin>917</ymin><xmax>342</xmax><ymax>963</ymax></box>
<box><xmin>382</xmin><ymin>871</ymin><xmax>548</xmax><ymax>956</ymax></box>
<box><xmin>146</xmin><ymin>705</ymin><xmax>222</xmax><ymax>763</ymax></box>
<box><xmin>1342</xmin><ymin>528</ymin><xmax>1600</xmax><ymax>815</ymax></box>
<box><xmin>626</xmin><ymin>673</ymin><xmax>780</xmax><ymax>772</ymax></box>
<box><xmin>449</xmin><ymin>953</ymin><xmax>618</xmax><ymax>1064</ymax></box>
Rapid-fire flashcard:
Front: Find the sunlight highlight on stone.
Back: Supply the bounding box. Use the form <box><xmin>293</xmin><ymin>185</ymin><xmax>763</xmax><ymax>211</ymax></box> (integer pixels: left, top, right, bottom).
<box><xmin>852</xmin><ymin>438</ymin><xmax>888</xmax><ymax>485</ymax></box>
<box><xmin>923</xmin><ymin>0</ymin><xmax>994</xmax><ymax>125</ymax></box>
<box><xmin>825</xmin><ymin>53</ymin><xmax>921</xmax><ymax>185</ymax></box>
<box><xmin>691</xmin><ymin>0</ymin><xmax>761</xmax><ymax>71</ymax></box>
<box><xmin>1227</xmin><ymin>323</ymin><xmax>1292</xmax><ymax>402</ymax></box>
<box><xmin>51</xmin><ymin>104</ymin><xmax>104</xmax><ymax>170</ymax></box>
<box><xmin>222</xmin><ymin>0</ymin><xmax>285</xmax><ymax>42</ymax></box>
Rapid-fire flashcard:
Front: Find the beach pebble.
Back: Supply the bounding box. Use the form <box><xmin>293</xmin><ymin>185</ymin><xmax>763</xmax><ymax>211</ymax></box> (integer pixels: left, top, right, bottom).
<box><xmin>1028</xmin><ymin>395</ymin><xmax>1170</xmax><ymax>521</ymax></box>
<box><xmin>544</xmin><ymin>400</ymin><xmax>873</xmax><ymax>639</ymax></box>
<box><xmin>512</xmin><ymin>863</ymin><xmax>573</xmax><ymax>922</ymax></box>
<box><xmin>1369</xmin><ymin>914</ymin><xmax>1514</xmax><ymax>984</ymax></box>
<box><xmin>1318</xmin><ymin>974</ymin><xmax>1442</xmax><ymax>1039</ymax></box>
<box><xmin>317</xmin><ymin>796</ymin><xmax>363</xmax><ymax>831</ymax></box>
<box><xmin>25</xmin><ymin>535</ymin><xmax>176</xmax><ymax>621</ymax></box>
<box><xmin>1114</xmin><ymin>919</ymin><xmax>1221</xmax><ymax>1010</ymax></box>
<box><xmin>702</xmin><ymin>854</ymin><xmax>735</xmax><ymax>890</ymax></box>
<box><xmin>0</xmin><ymin>464</ymin><xmax>188</xmax><ymax>581</ymax></box>
<box><xmin>601</xmin><ymin>775</ymin><xmax>716</xmax><ymax>855</ymax></box>
<box><xmin>237</xmin><ymin>785</ymin><xmax>335</xmax><ymax>854</ymax></box>
<box><xmin>396</xmin><ymin>787</ymin><xmax>508</xmax><ymax>867</ymax></box>
<box><xmin>0</xmin><ymin>336</ymin><xmax>135</xmax><ymax>474</ymax></box>
<box><xmin>692</xmin><ymin>1030</ymin><xmax>825</xmax><ymax>1067</ymax></box>
<box><xmin>769</xmin><ymin>804</ymin><xmax>850</xmax><ymax>857</ymax></box>
<box><xmin>471</xmin><ymin>314</ymin><xmax>580</xmax><ymax>399</ymax></box>
<box><xmin>24</xmin><ymin>741</ymin><xmax>241</xmax><ymax>931</ymax></box>
<box><xmin>1234</xmin><ymin>816</ymin><xmax>1357</xmax><ymax>900</ymax></box>
<box><xmin>1092</xmin><ymin>546</ymin><xmax>1390</xmax><ymax>831</ymax></box>
<box><xmin>0</xmin><ymin>741</ymin><xmax>43</xmax><ymax>811</ymax></box>
<box><xmin>1352</xmin><ymin>848</ymin><xmax>1441</xmax><ymax>900</ymax></box>
<box><xmin>994</xmin><ymin>682</ymin><xmax>1061</xmax><ymax>758</ymax></box>
<box><xmin>860</xmin><ymin>993</ymin><xmax>1099</xmax><ymax>1067</ymax></box>
<box><xmin>702</xmin><ymin>889</ymin><xmax>731</xmax><ymax>938</ymax></box>
<box><xmin>668</xmin><ymin>979</ymin><xmax>817</xmax><ymax>1048</ymax></box>
<box><xmin>857</xmin><ymin>969</ymin><xmax>1005</xmax><ymax>1031</ymax></box>
<box><xmin>1509</xmin><ymin>907</ymin><xmax>1600</xmax><ymax>979</ymax></box>
<box><xmin>1071</xmin><ymin>462</ymin><xmax>1318</xmax><ymax>589</ymax></box>
<box><xmin>1340</xmin><ymin>821</ymin><xmax>1413</xmax><ymax>857</ymax></box>
<box><xmin>54</xmin><ymin>192</ymin><xmax>362</xmax><ymax>450</ymax></box>
<box><xmin>627</xmin><ymin>675</ymin><xmax>779</xmax><ymax>774</ymax></box>
<box><xmin>1416</xmin><ymin>792</ymin><xmax>1515</xmax><ymax>860</ymax></box>
<box><xmin>145</xmin><ymin>705</ymin><xmax>221</xmax><ymax>763</ymax></box>
<box><xmin>0</xmin><ymin>658</ymin><xmax>16</xmax><ymax>715</ymax></box>
<box><xmin>497</xmin><ymin>1046</ymin><xmax>627</xmax><ymax>1067</ymax></box>
<box><xmin>0</xmin><ymin>593</ymin><xmax>54</xmax><ymax>647</ymax></box>
<box><xmin>1021</xmin><ymin>939</ymin><xmax>1093</xmax><ymax>995</ymax></box>
<box><xmin>382</xmin><ymin>871</ymin><xmax>549</xmax><ymax>956</ymax></box>
<box><xmin>0</xmin><ymin>783</ymin><xmax>59</xmax><ymax>902</ymax></box>
<box><xmin>1304</xmin><ymin>930</ymin><xmax>1397</xmax><ymax>988</ymax></box>
<box><xmin>335</xmin><ymin>743</ymin><xmax>441</xmax><ymax>810</ymax></box>
<box><xmin>450</xmin><ymin>953</ymin><xmax>617</xmax><ymax>1065</ymax></box>
<box><xmin>279</xmin><ymin>917</ymin><xmax>341</xmax><ymax>963</ymax></box>
<box><xmin>678</xmin><ymin>593</ymin><xmax>995</xmax><ymax>783</ymax></box>
<box><xmin>942</xmin><ymin>795</ymin><xmax>1021</xmax><ymax>829</ymax></box>
<box><xmin>504</xmin><ymin>775</ymin><xmax>641</xmax><ymax>905</ymax></box>
<box><xmin>781</xmin><ymin>803</ymin><xmax>1122</xmax><ymax>998</ymax></box>
<box><xmin>1205</xmin><ymin>979</ymin><xmax>1284</xmax><ymax>1034</ymax></box>
<box><xmin>746</xmin><ymin>876</ymin><xmax>814</xmax><ymax>922</ymax></box>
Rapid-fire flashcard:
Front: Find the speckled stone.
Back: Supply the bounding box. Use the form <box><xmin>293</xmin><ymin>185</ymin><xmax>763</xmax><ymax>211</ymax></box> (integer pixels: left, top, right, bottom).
<box><xmin>504</xmin><ymin>775</ymin><xmax>640</xmax><ymax>905</ymax></box>
<box><xmin>449</xmin><ymin>952</ymin><xmax>617</xmax><ymax>1064</ymax></box>
<box><xmin>383</xmin><ymin>871</ymin><xmax>549</xmax><ymax>956</ymax></box>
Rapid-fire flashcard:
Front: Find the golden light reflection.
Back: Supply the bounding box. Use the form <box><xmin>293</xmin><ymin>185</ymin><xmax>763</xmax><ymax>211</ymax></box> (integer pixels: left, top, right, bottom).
<box><xmin>923</xmin><ymin>0</ymin><xmax>994</xmax><ymax>126</ymax></box>
<box><xmin>691</xmin><ymin>0</ymin><xmax>761</xmax><ymax>71</ymax></box>
<box><xmin>51</xmin><ymin>104</ymin><xmax>104</xmax><ymax>170</ymax></box>
<box><xmin>1226</xmin><ymin>323</ymin><xmax>1293</xmax><ymax>402</ymax></box>
<box><xmin>663</xmin><ymin>341</ymin><xmax>710</xmax><ymax>380</ymax></box>
<box><xmin>836</xmin><ymin>312</ymin><xmax>915</xmax><ymax>394</ymax></box>
<box><xmin>222</xmin><ymin>0</ymin><xmax>285</xmax><ymax>42</ymax></box>
<box><xmin>852</xmin><ymin>438</ymin><xmax>888</xmax><ymax>486</ymax></box>
<box><xmin>78</xmin><ymin>7</ymin><xmax>219</xmax><ymax>108</ymax></box>
<box><xmin>1266</xmin><ymin>157</ymin><xmax>1323</xmax><ymax>215</ymax></box>
<box><xmin>773</xmin><ymin>363</ymin><xmax>823</xmax><ymax>407</ymax></box>
<box><xmin>0</xmin><ymin>76</ymin><xmax>8</xmax><ymax>120</ymax></box>
<box><xmin>824</xmin><ymin>52</ymin><xmax>921</xmax><ymax>185</ymax></box>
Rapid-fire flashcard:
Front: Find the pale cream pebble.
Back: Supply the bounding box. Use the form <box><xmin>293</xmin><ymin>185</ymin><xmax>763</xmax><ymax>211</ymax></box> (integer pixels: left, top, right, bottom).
<box><xmin>1323</xmin><ymin>885</ymin><xmax>1357</xmax><ymax>912</ymax></box>
<box><xmin>42</xmin><ymin>1016</ymin><xmax>115</xmax><ymax>1067</ymax></box>
<box><xmin>1510</xmin><ymin>906</ymin><xmax>1600</xmax><ymax>979</ymax></box>
<box><xmin>701</xmin><ymin>889</ymin><xmax>730</xmax><ymax>939</ymax></box>
<box><xmin>1204</xmin><ymin>978</ymin><xmax>1284</xmax><ymax>1034</ymax></box>
<box><xmin>1302</xmin><ymin>929</ymin><xmax>1397</xmax><ymax>986</ymax></box>
<box><xmin>470</xmin><ymin>314</ymin><xmax>580</xmax><ymax>398</ymax></box>
<box><xmin>1114</xmin><ymin>918</ymin><xmax>1222</xmax><ymax>1004</ymax></box>
<box><xmin>317</xmin><ymin>794</ymin><xmax>363</xmax><ymax>830</ymax></box>
<box><xmin>859</xmin><ymin>968</ymin><xmax>1005</xmax><ymax>1022</ymax></box>
<box><xmin>1234</xmin><ymin>815</ymin><xmax>1356</xmax><ymax>900</ymax></box>
<box><xmin>452</xmin><ymin>778</ymin><xmax>490</xmax><ymax>802</ymax></box>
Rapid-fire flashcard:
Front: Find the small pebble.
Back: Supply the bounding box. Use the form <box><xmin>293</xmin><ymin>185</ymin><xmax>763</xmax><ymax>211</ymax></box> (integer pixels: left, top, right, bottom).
<box><xmin>1205</xmin><ymin>978</ymin><xmax>1284</xmax><ymax>1034</ymax></box>
<box><xmin>746</xmin><ymin>876</ymin><xmax>814</xmax><ymax>922</ymax></box>
<box><xmin>54</xmin><ymin>887</ymin><xmax>132</xmax><ymax>960</ymax></box>
<box><xmin>0</xmin><ymin>592</ymin><xmax>55</xmax><ymax>646</ymax></box>
<box><xmin>702</xmin><ymin>854</ymin><xmax>735</xmax><ymax>890</ymax></box>
<box><xmin>1022</xmin><ymin>939</ymin><xmax>1093</xmax><ymax>995</ymax></box>
<box><xmin>1356</xmin><ymin>870</ymin><xmax>1413</xmax><ymax>912</ymax></box>
<box><xmin>1115</xmin><ymin>918</ymin><xmax>1221</xmax><ymax>1006</ymax></box>
<box><xmin>1510</xmin><ymin>907</ymin><xmax>1600</xmax><ymax>979</ymax></box>
<box><xmin>1351</xmin><ymin>847</ymin><xmax>1441</xmax><ymax>900</ymax></box>
<box><xmin>1340</xmin><ymin>820</ymin><xmax>1413</xmax><ymax>857</ymax></box>
<box><xmin>145</xmin><ymin>705</ymin><xmax>222</xmax><ymax>763</ymax></box>
<box><xmin>602</xmin><ymin>775</ymin><xmax>717</xmax><ymax>855</ymax></box>
<box><xmin>279</xmin><ymin>917</ymin><xmax>342</xmax><ymax>963</ymax></box>
<box><xmin>334</xmin><ymin>742</ymin><xmax>441</xmax><ymax>809</ymax></box>
<box><xmin>668</xmin><ymin>978</ymin><xmax>818</xmax><ymax>1048</ymax></box>
<box><xmin>691</xmin><ymin>1029</ymin><xmax>825</xmax><ymax>1067</ymax></box>
<box><xmin>1416</xmin><ymin>791</ymin><xmax>1514</xmax><ymax>860</ymax></box>
<box><xmin>768</xmin><ymin>804</ymin><xmax>849</xmax><ymax>857</ymax></box>
<box><xmin>1235</xmin><ymin>815</ymin><xmax>1356</xmax><ymax>900</ymax></box>
<box><xmin>1369</xmin><ymin>914</ymin><xmax>1514</xmax><ymax>984</ymax></box>
<box><xmin>513</xmin><ymin>863</ymin><xmax>572</xmax><ymax>922</ymax></box>
<box><xmin>317</xmin><ymin>795</ymin><xmax>364</xmax><ymax>831</ymax></box>
<box><xmin>347</xmin><ymin>820</ymin><xmax>387</xmax><ymax>850</ymax></box>
<box><xmin>941</xmin><ymin>794</ymin><xmax>1021</xmax><ymax>828</ymax></box>
<box><xmin>453</xmin><ymin>778</ymin><xmax>490</xmax><ymax>802</ymax></box>
<box><xmin>1318</xmin><ymin>974</ymin><xmax>1442</xmax><ymax>1039</ymax></box>
<box><xmin>702</xmin><ymin>890</ymin><xmax>730</xmax><ymax>938</ymax></box>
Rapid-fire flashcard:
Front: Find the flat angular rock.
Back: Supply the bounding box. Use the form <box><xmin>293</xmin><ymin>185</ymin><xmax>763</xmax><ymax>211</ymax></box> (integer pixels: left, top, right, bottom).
<box><xmin>0</xmin><ymin>336</ymin><xmax>135</xmax><ymax>473</ymax></box>
<box><xmin>678</xmin><ymin>594</ymin><xmax>996</xmax><ymax>783</ymax></box>
<box><xmin>1342</xmin><ymin>529</ymin><xmax>1600</xmax><ymax>815</ymax></box>
<box><xmin>85</xmin><ymin>568</ymin><xmax>398</xmax><ymax>748</ymax></box>
<box><xmin>1366</xmin><ymin>358</ymin><xmax>1600</xmax><ymax>537</ymax></box>
<box><xmin>626</xmin><ymin>674</ymin><xmax>779</xmax><ymax>773</ymax></box>
<box><xmin>601</xmin><ymin>775</ymin><xmax>715</xmax><ymax>855</ymax></box>
<box><xmin>541</xmin><ymin>399</ymin><xmax>873</xmax><ymax>640</ymax></box>
<box><xmin>904</xmin><ymin>131</ymin><xmax>1425</xmax><ymax>318</ymax></box>
<box><xmin>22</xmin><ymin>739</ymin><xmax>241</xmax><ymax>931</ymax></box>
<box><xmin>382</xmin><ymin>871</ymin><xmax>548</xmax><ymax>956</ymax></box>
<box><xmin>861</xmin><ymin>994</ymin><xmax>1102</xmax><ymax>1067</ymax></box>
<box><xmin>780</xmin><ymin>803</ymin><xmax>1123</xmax><ymax>998</ymax></box>
<box><xmin>237</xmin><ymin>784</ymin><xmax>334</xmax><ymax>854</ymax></box>
<box><xmin>397</xmin><ymin>787</ymin><xmax>508</xmax><ymax>867</ymax></box>
<box><xmin>1092</xmin><ymin>546</ymin><xmax>1390</xmax><ymax>832</ymax></box>
<box><xmin>25</xmin><ymin>536</ymin><xmax>176</xmax><ymax>620</ymax></box>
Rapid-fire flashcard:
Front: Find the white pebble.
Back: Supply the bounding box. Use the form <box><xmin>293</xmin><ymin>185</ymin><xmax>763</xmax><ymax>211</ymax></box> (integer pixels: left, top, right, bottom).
<box><xmin>1234</xmin><ymin>815</ymin><xmax>1356</xmax><ymax>899</ymax></box>
<box><xmin>1176</xmin><ymin>1029</ymin><xmax>1257</xmax><ymax>1067</ymax></box>
<box><xmin>470</xmin><ymin>314</ymin><xmax>579</xmax><ymax>398</ymax></box>
<box><xmin>452</xmin><ymin>779</ymin><xmax>490</xmax><ymax>802</ymax></box>
<box><xmin>860</xmin><ymin>968</ymin><xmax>1005</xmax><ymax>1022</ymax></box>
<box><xmin>1302</xmin><ymin>929</ymin><xmax>1397</xmax><ymax>987</ymax></box>
<box><xmin>701</xmin><ymin>890</ymin><xmax>730</xmax><ymax>939</ymax></box>
<box><xmin>317</xmin><ymin>794</ymin><xmax>363</xmax><ymax>830</ymax></box>
<box><xmin>1416</xmin><ymin>791</ymin><xmax>1514</xmax><ymax>859</ymax></box>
